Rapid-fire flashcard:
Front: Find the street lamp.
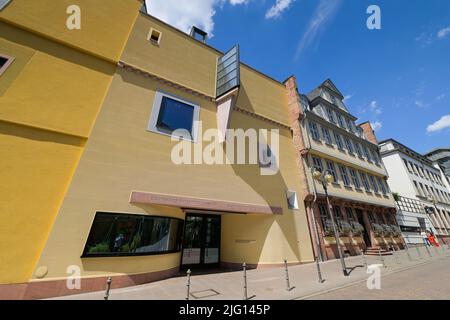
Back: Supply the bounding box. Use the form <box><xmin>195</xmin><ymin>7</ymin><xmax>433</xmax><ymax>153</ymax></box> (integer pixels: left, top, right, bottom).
<box><xmin>313</xmin><ymin>169</ymin><xmax>349</xmax><ymax>276</ymax></box>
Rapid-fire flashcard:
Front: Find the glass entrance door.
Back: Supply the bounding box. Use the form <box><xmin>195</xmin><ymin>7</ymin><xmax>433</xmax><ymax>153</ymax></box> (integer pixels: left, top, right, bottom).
<box><xmin>181</xmin><ymin>214</ymin><xmax>221</xmax><ymax>267</ymax></box>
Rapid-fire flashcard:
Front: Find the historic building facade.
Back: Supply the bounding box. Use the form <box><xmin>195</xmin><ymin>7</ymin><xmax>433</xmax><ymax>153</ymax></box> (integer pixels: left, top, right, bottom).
<box><xmin>380</xmin><ymin>139</ymin><xmax>450</xmax><ymax>246</ymax></box>
<box><xmin>3</xmin><ymin>6</ymin><xmax>315</xmax><ymax>299</ymax></box>
<box><xmin>284</xmin><ymin>78</ymin><xmax>402</xmax><ymax>262</ymax></box>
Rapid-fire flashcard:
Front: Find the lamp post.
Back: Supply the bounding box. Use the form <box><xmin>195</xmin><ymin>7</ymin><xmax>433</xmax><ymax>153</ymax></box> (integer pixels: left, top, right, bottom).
<box><xmin>313</xmin><ymin>169</ymin><xmax>348</xmax><ymax>276</ymax></box>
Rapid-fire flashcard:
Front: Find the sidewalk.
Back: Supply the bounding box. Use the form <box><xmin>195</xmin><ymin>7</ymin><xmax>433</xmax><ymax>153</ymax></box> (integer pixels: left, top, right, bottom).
<box><xmin>53</xmin><ymin>245</ymin><xmax>450</xmax><ymax>300</ymax></box>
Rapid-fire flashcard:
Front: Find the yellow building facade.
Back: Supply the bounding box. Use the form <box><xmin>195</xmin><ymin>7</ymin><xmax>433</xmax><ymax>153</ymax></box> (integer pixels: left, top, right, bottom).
<box><xmin>1</xmin><ymin>6</ymin><xmax>314</xmax><ymax>299</ymax></box>
<box><xmin>0</xmin><ymin>0</ymin><xmax>143</xmax><ymax>297</ymax></box>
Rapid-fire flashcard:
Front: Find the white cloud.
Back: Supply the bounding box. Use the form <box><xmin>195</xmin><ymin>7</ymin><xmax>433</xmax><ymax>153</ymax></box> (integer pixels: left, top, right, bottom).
<box><xmin>369</xmin><ymin>100</ymin><xmax>382</xmax><ymax>115</ymax></box>
<box><xmin>294</xmin><ymin>0</ymin><xmax>342</xmax><ymax>60</ymax></box>
<box><xmin>415</xmin><ymin>32</ymin><xmax>433</xmax><ymax>46</ymax></box>
<box><xmin>265</xmin><ymin>0</ymin><xmax>296</xmax><ymax>19</ymax></box>
<box><xmin>372</xmin><ymin>121</ymin><xmax>382</xmax><ymax>132</ymax></box>
<box><xmin>415</xmin><ymin>100</ymin><xmax>430</xmax><ymax>108</ymax></box>
<box><xmin>427</xmin><ymin>115</ymin><xmax>450</xmax><ymax>133</ymax></box>
<box><xmin>343</xmin><ymin>93</ymin><xmax>354</xmax><ymax>102</ymax></box>
<box><xmin>145</xmin><ymin>0</ymin><xmax>249</xmax><ymax>37</ymax></box>
<box><xmin>438</xmin><ymin>26</ymin><xmax>450</xmax><ymax>39</ymax></box>
<box><xmin>436</xmin><ymin>94</ymin><xmax>446</xmax><ymax>101</ymax></box>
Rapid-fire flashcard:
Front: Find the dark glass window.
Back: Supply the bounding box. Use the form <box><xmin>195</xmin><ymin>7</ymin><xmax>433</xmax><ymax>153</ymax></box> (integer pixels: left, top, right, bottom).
<box><xmin>312</xmin><ymin>156</ymin><xmax>323</xmax><ymax>172</ymax></box>
<box><xmin>0</xmin><ymin>56</ymin><xmax>8</xmax><ymax>68</ymax></box>
<box><xmin>157</xmin><ymin>96</ymin><xmax>195</xmax><ymax>135</ymax></box>
<box><xmin>83</xmin><ymin>212</ymin><xmax>184</xmax><ymax>257</ymax></box>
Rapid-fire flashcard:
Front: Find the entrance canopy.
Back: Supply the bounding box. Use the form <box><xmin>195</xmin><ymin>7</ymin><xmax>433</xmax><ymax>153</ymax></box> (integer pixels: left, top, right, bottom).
<box><xmin>130</xmin><ymin>191</ymin><xmax>282</xmax><ymax>215</ymax></box>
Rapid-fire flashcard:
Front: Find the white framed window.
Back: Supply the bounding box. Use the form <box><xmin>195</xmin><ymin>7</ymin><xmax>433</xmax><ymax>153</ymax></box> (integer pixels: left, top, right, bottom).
<box><xmin>339</xmin><ymin>165</ymin><xmax>351</xmax><ymax>187</ymax></box>
<box><xmin>0</xmin><ymin>0</ymin><xmax>12</xmax><ymax>11</ymax></box>
<box><xmin>0</xmin><ymin>54</ymin><xmax>14</xmax><ymax>76</ymax></box>
<box><xmin>147</xmin><ymin>90</ymin><xmax>200</xmax><ymax>142</ymax></box>
<box><xmin>286</xmin><ymin>190</ymin><xmax>299</xmax><ymax>210</ymax></box>
<box><xmin>334</xmin><ymin>132</ymin><xmax>344</xmax><ymax>150</ymax></box>
<box><xmin>308</xmin><ymin>121</ymin><xmax>321</xmax><ymax>141</ymax></box>
<box><xmin>321</xmin><ymin>127</ymin><xmax>333</xmax><ymax>145</ymax></box>
<box><xmin>148</xmin><ymin>28</ymin><xmax>162</xmax><ymax>45</ymax></box>
<box><xmin>312</xmin><ymin>156</ymin><xmax>323</xmax><ymax>172</ymax></box>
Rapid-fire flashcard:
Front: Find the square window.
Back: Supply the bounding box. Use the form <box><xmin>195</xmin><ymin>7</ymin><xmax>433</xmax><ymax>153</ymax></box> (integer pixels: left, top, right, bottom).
<box><xmin>148</xmin><ymin>91</ymin><xmax>200</xmax><ymax>142</ymax></box>
<box><xmin>0</xmin><ymin>0</ymin><xmax>11</xmax><ymax>11</ymax></box>
<box><xmin>0</xmin><ymin>54</ymin><xmax>14</xmax><ymax>76</ymax></box>
<box><xmin>148</xmin><ymin>28</ymin><xmax>162</xmax><ymax>45</ymax></box>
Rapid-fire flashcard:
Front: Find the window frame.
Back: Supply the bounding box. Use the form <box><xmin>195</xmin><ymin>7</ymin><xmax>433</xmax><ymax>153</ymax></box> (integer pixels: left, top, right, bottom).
<box><xmin>308</xmin><ymin>120</ymin><xmax>321</xmax><ymax>141</ymax></box>
<box><xmin>0</xmin><ymin>54</ymin><xmax>14</xmax><ymax>76</ymax></box>
<box><xmin>81</xmin><ymin>212</ymin><xmax>185</xmax><ymax>258</ymax></box>
<box><xmin>321</xmin><ymin>127</ymin><xmax>333</xmax><ymax>145</ymax></box>
<box><xmin>349</xmin><ymin>168</ymin><xmax>361</xmax><ymax>189</ymax></box>
<box><xmin>326</xmin><ymin>160</ymin><xmax>338</xmax><ymax>183</ymax></box>
<box><xmin>334</xmin><ymin>132</ymin><xmax>344</xmax><ymax>150</ymax></box>
<box><xmin>147</xmin><ymin>90</ymin><xmax>200</xmax><ymax>142</ymax></box>
<box><xmin>339</xmin><ymin>165</ymin><xmax>351</xmax><ymax>187</ymax></box>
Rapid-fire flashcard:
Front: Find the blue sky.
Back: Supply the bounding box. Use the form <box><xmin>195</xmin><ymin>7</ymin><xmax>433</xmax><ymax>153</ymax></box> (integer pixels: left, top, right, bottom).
<box><xmin>146</xmin><ymin>0</ymin><xmax>450</xmax><ymax>153</ymax></box>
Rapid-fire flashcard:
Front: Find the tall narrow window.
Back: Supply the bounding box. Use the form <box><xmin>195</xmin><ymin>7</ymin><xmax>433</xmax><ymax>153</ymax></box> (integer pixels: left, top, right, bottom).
<box><xmin>312</xmin><ymin>156</ymin><xmax>323</xmax><ymax>172</ymax></box>
<box><xmin>350</xmin><ymin>168</ymin><xmax>361</xmax><ymax>189</ymax></box>
<box><xmin>308</xmin><ymin>121</ymin><xmax>321</xmax><ymax>140</ymax></box>
<box><xmin>378</xmin><ymin>177</ymin><xmax>387</xmax><ymax>194</ymax></box>
<box><xmin>370</xmin><ymin>175</ymin><xmax>379</xmax><ymax>193</ymax></box>
<box><xmin>326</xmin><ymin>160</ymin><xmax>338</xmax><ymax>183</ymax></box>
<box><xmin>337</xmin><ymin>114</ymin><xmax>346</xmax><ymax>128</ymax></box>
<box><xmin>339</xmin><ymin>165</ymin><xmax>351</xmax><ymax>187</ymax></box>
<box><xmin>334</xmin><ymin>132</ymin><xmax>344</xmax><ymax>150</ymax></box>
<box><xmin>360</xmin><ymin>172</ymin><xmax>371</xmax><ymax>191</ymax></box>
<box><xmin>364</xmin><ymin>146</ymin><xmax>372</xmax><ymax>162</ymax></box>
<box><xmin>0</xmin><ymin>54</ymin><xmax>14</xmax><ymax>76</ymax></box>
<box><xmin>345</xmin><ymin>138</ymin><xmax>354</xmax><ymax>155</ymax></box>
<box><xmin>321</xmin><ymin>127</ymin><xmax>333</xmax><ymax>145</ymax></box>
<box><xmin>355</xmin><ymin>143</ymin><xmax>363</xmax><ymax>158</ymax></box>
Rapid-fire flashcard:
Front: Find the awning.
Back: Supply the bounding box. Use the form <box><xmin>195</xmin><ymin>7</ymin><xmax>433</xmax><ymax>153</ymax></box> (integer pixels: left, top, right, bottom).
<box><xmin>130</xmin><ymin>191</ymin><xmax>282</xmax><ymax>215</ymax></box>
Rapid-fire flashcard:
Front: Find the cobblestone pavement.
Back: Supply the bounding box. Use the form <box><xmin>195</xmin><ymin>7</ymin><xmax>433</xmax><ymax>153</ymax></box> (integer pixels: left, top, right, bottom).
<box><xmin>305</xmin><ymin>254</ymin><xmax>450</xmax><ymax>300</ymax></box>
<box><xmin>52</xmin><ymin>245</ymin><xmax>450</xmax><ymax>300</ymax></box>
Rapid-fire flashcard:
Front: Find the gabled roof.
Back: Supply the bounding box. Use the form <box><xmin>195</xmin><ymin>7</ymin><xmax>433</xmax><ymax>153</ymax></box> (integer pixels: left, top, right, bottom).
<box><xmin>320</xmin><ymin>79</ymin><xmax>344</xmax><ymax>99</ymax></box>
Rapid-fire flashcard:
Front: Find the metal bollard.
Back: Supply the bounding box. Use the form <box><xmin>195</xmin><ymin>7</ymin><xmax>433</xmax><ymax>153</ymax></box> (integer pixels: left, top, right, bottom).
<box><xmin>391</xmin><ymin>245</ymin><xmax>400</xmax><ymax>264</ymax></box>
<box><xmin>415</xmin><ymin>245</ymin><xmax>423</xmax><ymax>259</ymax></box>
<box><xmin>378</xmin><ymin>247</ymin><xmax>386</xmax><ymax>268</ymax></box>
<box><xmin>361</xmin><ymin>250</ymin><xmax>368</xmax><ymax>269</ymax></box>
<box><xmin>315</xmin><ymin>257</ymin><xmax>325</xmax><ymax>283</ymax></box>
<box><xmin>186</xmin><ymin>269</ymin><xmax>191</xmax><ymax>300</ymax></box>
<box><xmin>243</xmin><ymin>262</ymin><xmax>248</xmax><ymax>300</ymax></box>
<box><xmin>104</xmin><ymin>277</ymin><xmax>112</xmax><ymax>300</ymax></box>
<box><xmin>284</xmin><ymin>259</ymin><xmax>295</xmax><ymax>291</ymax></box>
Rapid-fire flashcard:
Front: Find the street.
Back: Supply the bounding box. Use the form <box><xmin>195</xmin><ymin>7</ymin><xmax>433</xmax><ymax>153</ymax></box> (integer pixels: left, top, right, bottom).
<box><xmin>306</xmin><ymin>256</ymin><xmax>450</xmax><ymax>300</ymax></box>
<box><xmin>52</xmin><ymin>246</ymin><xmax>450</xmax><ymax>300</ymax></box>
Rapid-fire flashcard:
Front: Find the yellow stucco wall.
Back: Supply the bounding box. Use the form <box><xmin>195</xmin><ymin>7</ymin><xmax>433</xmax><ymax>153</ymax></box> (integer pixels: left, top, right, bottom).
<box><xmin>0</xmin><ymin>1</ymin><xmax>142</xmax><ymax>284</ymax></box>
<box><xmin>32</xmin><ymin>64</ymin><xmax>314</xmax><ymax>281</ymax></box>
<box><xmin>0</xmin><ymin>0</ymin><xmax>142</xmax><ymax>63</ymax></box>
<box><xmin>0</xmin><ymin>122</ymin><xmax>84</xmax><ymax>284</ymax></box>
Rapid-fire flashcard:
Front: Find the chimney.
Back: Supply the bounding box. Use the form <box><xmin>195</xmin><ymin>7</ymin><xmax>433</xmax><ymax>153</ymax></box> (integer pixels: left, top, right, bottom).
<box><xmin>359</xmin><ymin>121</ymin><xmax>378</xmax><ymax>145</ymax></box>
